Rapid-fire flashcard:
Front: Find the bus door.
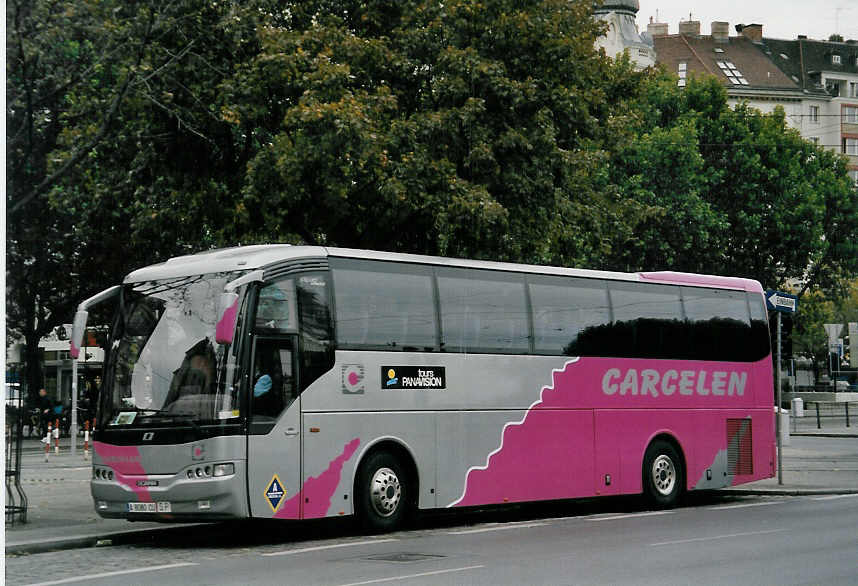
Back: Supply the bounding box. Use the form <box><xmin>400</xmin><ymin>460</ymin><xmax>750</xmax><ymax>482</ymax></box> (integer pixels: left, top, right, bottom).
<box><xmin>246</xmin><ymin>334</ymin><xmax>302</xmax><ymax>519</ymax></box>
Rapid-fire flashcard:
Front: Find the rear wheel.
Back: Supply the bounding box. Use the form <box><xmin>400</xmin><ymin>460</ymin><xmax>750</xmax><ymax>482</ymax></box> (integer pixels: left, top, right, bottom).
<box><xmin>643</xmin><ymin>440</ymin><xmax>684</xmax><ymax>508</ymax></box>
<box><xmin>356</xmin><ymin>451</ymin><xmax>410</xmax><ymax>533</ymax></box>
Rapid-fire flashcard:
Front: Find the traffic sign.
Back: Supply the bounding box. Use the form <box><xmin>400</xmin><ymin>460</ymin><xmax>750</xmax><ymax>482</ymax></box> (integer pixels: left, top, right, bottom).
<box><xmin>765</xmin><ymin>290</ymin><xmax>798</xmax><ymax>313</ymax></box>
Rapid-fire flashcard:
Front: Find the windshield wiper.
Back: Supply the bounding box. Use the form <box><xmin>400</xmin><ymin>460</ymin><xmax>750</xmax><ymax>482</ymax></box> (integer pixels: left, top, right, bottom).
<box><xmin>134</xmin><ymin>408</ymin><xmax>206</xmax><ymax>437</ymax></box>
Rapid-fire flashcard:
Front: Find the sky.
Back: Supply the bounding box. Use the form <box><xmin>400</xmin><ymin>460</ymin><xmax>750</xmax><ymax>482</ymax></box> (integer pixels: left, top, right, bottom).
<box><xmin>637</xmin><ymin>0</ymin><xmax>858</xmax><ymax>41</ymax></box>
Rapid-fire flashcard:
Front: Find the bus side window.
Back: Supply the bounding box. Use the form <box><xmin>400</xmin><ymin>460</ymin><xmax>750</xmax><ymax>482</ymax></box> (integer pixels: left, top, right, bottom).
<box><xmin>609</xmin><ymin>282</ymin><xmax>684</xmax><ymax>359</ymax></box>
<box><xmin>437</xmin><ymin>269</ymin><xmax>529</xmax><ymax>354</ymax></box>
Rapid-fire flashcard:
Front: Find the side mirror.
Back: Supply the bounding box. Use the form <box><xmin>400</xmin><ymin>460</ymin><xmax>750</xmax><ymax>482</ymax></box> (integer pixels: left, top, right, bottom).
<box><xmin>70</xmin><ymin>310</ymin><xmax>89</xmax><ymax>359</ymax></box>
<box><xmin>215</xmin><ymin>292</ymin><xmax>240</xmax><ymax>345</ymax></box>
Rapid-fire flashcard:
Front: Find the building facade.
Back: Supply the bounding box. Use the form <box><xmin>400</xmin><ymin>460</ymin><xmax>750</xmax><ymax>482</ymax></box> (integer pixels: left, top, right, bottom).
<box><xmin>649</xmin><ymin>20</ymin><xmax>858</xmax><ymax>185</ymax></box>
<box><xmin>594</xmin><ymin>0</ymin><xmax>656</xmax><ymax>69</ymax></box>
<box><xmin>760</xmin><ymin>33</ymin><xmax>858</xmax><ymax>184</ymax></box>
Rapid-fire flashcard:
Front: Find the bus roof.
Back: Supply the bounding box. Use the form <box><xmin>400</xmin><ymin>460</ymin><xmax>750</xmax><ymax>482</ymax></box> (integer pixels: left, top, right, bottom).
<box><xmin>124</xmin><ymin>244</ymin><xmax>763</xmax><ymax>293</ymax></box>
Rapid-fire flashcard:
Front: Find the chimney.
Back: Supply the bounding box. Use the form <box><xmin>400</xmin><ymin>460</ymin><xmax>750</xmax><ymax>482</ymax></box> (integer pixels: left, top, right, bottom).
<box><xmin>678</xmin><ymin>20</ymin><xmax>701</xmax><ymax>37</ymax></box>
<box><xmin>711</xmin><ymin>21</ymin><xmax>729</xmax><ymax>42</ymax></box>
<box><xmin>739</xmin><ymin>23</ymin><xmax>763</xmax><ymax>42</ymax></box>
<box><xmin>648</xmin><ymin>21</ymin><xmax>669</xmax><ymax>37</ymax></box>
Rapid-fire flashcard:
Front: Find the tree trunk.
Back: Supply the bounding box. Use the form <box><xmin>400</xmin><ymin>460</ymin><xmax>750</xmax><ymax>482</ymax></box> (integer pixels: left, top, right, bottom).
<box><xmin>24</xmin><ymin>331</ymin><xmax>44</xmax><ymax>403</ymax></box>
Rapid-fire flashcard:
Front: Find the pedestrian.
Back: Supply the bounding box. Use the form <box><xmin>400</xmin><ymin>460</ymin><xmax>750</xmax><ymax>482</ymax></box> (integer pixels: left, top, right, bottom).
<box><xmin>35</xmin><ymin>388</ymin><xmax>54</xmax><ymax>437</ymax></box>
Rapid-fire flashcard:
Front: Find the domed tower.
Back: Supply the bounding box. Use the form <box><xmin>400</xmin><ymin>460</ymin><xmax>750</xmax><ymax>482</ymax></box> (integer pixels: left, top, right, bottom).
<box><xmin>593</xmin><ymin>0</ymin><xmax>656</xmax><ymax>69</ymax></box>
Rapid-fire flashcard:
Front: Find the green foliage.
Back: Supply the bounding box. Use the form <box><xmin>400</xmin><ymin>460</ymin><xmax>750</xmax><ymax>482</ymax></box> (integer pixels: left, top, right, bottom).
<box><xmin>227</xmin><ymin>0</ymin><xmax>617</xmax><ymax>263</ymax></box>
<box><xmin>604</xmin><ymin>73</ymin><xmax>858</xmax><ymax>293</ymax></box>
<box><xmin>7</xmin><ymin>0</ymin><xmax>858</xmax><ymax>396</ymax></box>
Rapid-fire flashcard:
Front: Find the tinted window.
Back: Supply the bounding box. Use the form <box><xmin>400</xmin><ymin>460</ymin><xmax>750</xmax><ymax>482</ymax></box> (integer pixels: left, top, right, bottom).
<box><xmin>682</xmin><ymin>287</ymin><xmax>750</xmax><ymax>323</ymax></box>
<box><xmin>438</xmin><ymin>269</ymin><xmax>529</xmax><ymax>354</ymax></box>
<box><xmin>297</xmin><ymin>273</ymin><xmax>334</xmax><ymax>391</ymax></box>
<box><xmin>748</xmin><ymin>292</ymin><xmax>771</xmax><ymax>361</ymax></box>
<box><xmin>529</xmin><ymin>276</ymin><xmax>610</xmax><ymax>355</ymax></box>
<box><xmin>332</xmin><ymin>260</ymin><xmax>437</xmax><ymax>351</ymax></box>
<box><xmin>608</xmin><ymin>282</ymin><xmax>684</xmax><ymax>358</ymax></box>
<box><xmin>682</xmin><ymin>287</ymin><xmax>752</xmax><ymax>361</ymax></box>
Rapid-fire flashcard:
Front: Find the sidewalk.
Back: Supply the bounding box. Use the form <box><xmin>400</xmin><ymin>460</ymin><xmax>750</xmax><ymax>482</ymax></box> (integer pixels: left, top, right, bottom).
<box><xmin>6</xmin><ymin>430</ymin><xmax>858</xmax><ymax>555</ymax></box>
<box><xmin>788</xmin><ymin>407</ymin><xmax>858</xmax><ymax>438</ymax></box>
<box><xmin>5</xmin><ymin>437</ymin><xmax>200</xmax><ymax>555</ymax></box>
<box><xmin>725</xmin><ymin>431</ymin><xmax>858</xmax><ymax>495</ymax></box>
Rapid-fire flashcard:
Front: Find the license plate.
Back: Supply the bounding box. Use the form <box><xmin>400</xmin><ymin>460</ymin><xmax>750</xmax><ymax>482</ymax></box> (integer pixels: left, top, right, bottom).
<box><xmin>127</xmin><ymin>501</ymin><xmax>171</xmax><ymax>513</ymax></box>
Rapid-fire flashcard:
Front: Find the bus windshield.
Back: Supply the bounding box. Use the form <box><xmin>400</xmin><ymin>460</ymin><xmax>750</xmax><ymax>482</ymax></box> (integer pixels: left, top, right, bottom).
<box><xmin>102</xmin><ymin>272</ymin><xmax>243</xmax><ymax>427</ymax></box>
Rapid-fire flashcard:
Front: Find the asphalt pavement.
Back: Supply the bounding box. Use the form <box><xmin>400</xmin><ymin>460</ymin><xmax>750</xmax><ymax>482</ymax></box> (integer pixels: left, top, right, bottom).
<box><xmin>5</xmin><ymin>423</ymin><xmax>857</xmax><ymax>556</ymax></box>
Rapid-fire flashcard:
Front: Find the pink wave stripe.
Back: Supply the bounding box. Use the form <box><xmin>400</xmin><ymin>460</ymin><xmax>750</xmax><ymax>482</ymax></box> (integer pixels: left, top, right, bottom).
<box><xmin>275</xmin><ymin>438</ymin><xmax>360</xmax><ymax>519</ymax></box>
<box><xmin>450</xmin><ymin>360</ymin><xmax>582</xmax><ymax>507</ymax></box>
<box><xmin>93</xmin><ymin>441</ymin><xmax>152</xmax><ymax>502</ymax></box>
<box><xmin>451</xmin><ymin>357</ymin><xmax>772</xmax><ymax>507</ymax></box>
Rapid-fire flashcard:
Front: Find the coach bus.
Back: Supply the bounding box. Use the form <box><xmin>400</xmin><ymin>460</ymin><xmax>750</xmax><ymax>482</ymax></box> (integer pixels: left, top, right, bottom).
<box><xmin>78</xmin><ymin>245</ymin><xmax>774</xmax><ymax>531</ymax></box>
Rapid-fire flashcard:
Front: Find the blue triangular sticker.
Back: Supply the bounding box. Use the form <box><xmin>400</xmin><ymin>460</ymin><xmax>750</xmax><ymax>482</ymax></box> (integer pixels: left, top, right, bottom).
<box><xmin>265</xmin><ymin>474</ymin><xmax>286</xmax><ymax>513</ymax></box>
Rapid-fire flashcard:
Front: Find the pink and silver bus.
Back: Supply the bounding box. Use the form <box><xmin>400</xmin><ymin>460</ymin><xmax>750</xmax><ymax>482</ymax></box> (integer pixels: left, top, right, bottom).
<box><xmin>81</xmin><ymin>246</ymin><xmax>774</xmax><ymax>531</ymax></box>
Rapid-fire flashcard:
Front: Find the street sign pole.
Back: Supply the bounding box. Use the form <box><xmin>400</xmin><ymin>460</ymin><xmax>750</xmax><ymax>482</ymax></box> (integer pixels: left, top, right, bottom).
<box><xmin>766</xmin><ymin>289</ymin><xmax>797</xmax><ymax>487</ymax></box>
<box><xmin>776</xmin><ymin>311</ymin><xmax>783</xmax><ymax>485</ymax></box>
<box><xmin>71</xmin><ymin>356</ymin><xmax>78</xmax><ymax>457</ymax></box>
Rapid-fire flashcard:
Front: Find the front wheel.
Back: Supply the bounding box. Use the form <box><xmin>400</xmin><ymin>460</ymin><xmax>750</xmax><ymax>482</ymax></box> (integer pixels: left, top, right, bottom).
<box><xmin>643</xmin><ymin>440</ymin><xmax>684</xmax><ymax>508</ymax></box>
<box><xmin>356</xmin><ymin>452</ymin><xmax>410</xmax><ymax>533</ymax></box>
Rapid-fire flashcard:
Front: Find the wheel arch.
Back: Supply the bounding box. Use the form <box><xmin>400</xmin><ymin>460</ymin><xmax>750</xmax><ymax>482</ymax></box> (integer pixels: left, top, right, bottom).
<box><xmin>642</xmin><ymin>431</ymin><xmax>688</xmax><ymax>490</ymax></box>
<box><xmin>351</xmin><ymin>436</ymin><xmax>420</xmax><ymax>508</ymax></box>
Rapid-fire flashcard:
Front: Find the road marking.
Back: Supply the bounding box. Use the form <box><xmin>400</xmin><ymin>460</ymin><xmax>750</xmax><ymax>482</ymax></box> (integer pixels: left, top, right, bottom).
<box><xmin>812</xmin><ymin>494</ymin><xmax>858</xmax><ymax>501</ymax></box>
<box><xmin>707</xmin><ymin>501</ymin><xmax>784</xmax><ymax>510</ymax></box>
<box><xmin>261</xmin><ymin>538</ymin><xmax>399</xmax><ymax>557</ymax></box>
<box><xmin>650</xmin><ymin>528</ymin><xmax>787</xmax><ymax>547</ymax></box>
<box><xmin>448</xmin><ymin>521</ymin><xmax>548</xmax><ymax>535</ymax></box>
<box><xmin>588</xmin><ymin>511</ymin><xmax>674</xmax><ymax>522</ymax></box>
<box><xmin>335</xmin><ymin>565</ymin><xmax>485</xmax><ymax>586</ymax></box>
<box><xmin>24</xmin><ymin>563</ymin><xmax>198</xmax><ymax>585</ymax></box>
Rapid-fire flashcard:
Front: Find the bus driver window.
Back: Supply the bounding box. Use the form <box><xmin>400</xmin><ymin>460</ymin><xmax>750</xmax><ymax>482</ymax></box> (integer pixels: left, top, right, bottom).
<box><xmin>251</xmin><ymin>340</ymin><xmax>295</xmax><ymax>421</ymax></box>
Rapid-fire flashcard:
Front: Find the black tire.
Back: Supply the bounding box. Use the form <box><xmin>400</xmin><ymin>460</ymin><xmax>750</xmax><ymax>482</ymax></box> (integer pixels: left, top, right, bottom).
<box><xmin>642</xmin><ymin>440</ymin><xmax>684</xmax><ymax>508</ymax></box>
<box><xmin>355</xmin><ymin>451</ymin><xmax>410</xmax><ymax>533</ymax></box>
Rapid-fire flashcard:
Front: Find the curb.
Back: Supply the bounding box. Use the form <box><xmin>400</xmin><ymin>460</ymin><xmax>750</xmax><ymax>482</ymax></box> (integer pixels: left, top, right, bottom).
<box><xmin>721</xmin><ymin>488</ymin><xmax>858</xmax><ymax>497</ymax></box>
<box><xmin>789</xmin><ymin>433</ymin><xmax>858</xmax><ymax>438</ymax></box>
<box><xmin>5</xmin><ymin>524</ymin><xmax>200</xmax><ymax>556</ymax></box>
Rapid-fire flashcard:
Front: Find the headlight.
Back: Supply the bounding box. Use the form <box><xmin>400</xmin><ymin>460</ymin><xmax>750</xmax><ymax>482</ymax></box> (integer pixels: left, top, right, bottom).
<box><xmin>212</xmin><ymin>463</ymin><xmax>234</xmax><ymax>477</ymax></box>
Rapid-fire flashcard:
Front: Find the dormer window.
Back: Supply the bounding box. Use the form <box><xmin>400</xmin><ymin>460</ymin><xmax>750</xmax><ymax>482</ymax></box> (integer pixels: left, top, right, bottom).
<box><xmin>832</xmin><ymin>54</ymin><xmax>842</xmax><ymax>65</ymax></box>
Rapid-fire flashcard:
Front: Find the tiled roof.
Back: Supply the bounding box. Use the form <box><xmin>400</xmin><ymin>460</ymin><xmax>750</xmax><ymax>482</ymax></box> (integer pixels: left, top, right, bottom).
<box><xmin>653</xmin><ymin>34</ymin><xmax>801</xmax><ymax>93</ymax></box>
<box><xmin>761</xmin><ymin>37</ymin><xmax>858</xmax><ymax>94</ymax></box>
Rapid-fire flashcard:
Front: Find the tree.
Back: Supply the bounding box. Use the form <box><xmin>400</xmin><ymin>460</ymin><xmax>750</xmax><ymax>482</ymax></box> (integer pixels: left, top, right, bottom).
<box><xmin>6</xmin><ymin>0</ymin><xmax>265</xmax><ymax>397</ymax></box>
<box><xmin>8</xmin><ymin>1</ymin><xmax>858</xmax><ymax>404</ymax></box>
<box><xmin>603</xmin><ymin>73</ymin><xmax>858</xmax><ymax>293</ymax></box>
<box><xmin>224</xmin><ymin>0</ymin><xmax>637</xmax><ymax>265</ymax></box>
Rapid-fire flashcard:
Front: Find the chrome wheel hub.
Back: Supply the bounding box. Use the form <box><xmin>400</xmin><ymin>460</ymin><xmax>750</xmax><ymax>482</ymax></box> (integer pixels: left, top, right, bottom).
<box><xmin>652</xmin><ymin>454</ymin><xmax>676</xmax><ymax>496</ymax></box>
<box><xmin>370</xmin><ymin>467</ymin><xmax>401</xmax><ymax>517</ymax></box>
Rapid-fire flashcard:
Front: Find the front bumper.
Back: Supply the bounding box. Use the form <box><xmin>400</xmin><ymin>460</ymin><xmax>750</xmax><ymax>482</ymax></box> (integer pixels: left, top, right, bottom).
<box><xmin>91</xmin><ymin>460</ymin><xmax>249</xmax><ymax>521</ymax></box>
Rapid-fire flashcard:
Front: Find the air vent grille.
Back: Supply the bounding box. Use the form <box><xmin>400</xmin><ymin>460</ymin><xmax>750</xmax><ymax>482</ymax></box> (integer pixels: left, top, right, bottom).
<box><xmin>727</xmin><ymin>418</ymin><xmax>753</xmax><ymax>476</ymax></box>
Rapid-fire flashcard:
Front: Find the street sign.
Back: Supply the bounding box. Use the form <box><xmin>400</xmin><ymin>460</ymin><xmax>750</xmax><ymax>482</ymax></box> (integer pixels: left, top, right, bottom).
<box><xmin>849</xmin><ymin>322</ymin><xmax>857</xmax><ymax>368</ymax></box>
<box><xmin>824</xmin><ymin>323</ymin><xmax>843</xmax><ymax>343</ymax></box>
<box><xmin>765</xmin><ymin>290</ymin><xmax>798</xmax><ymax>313</ymax></box>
